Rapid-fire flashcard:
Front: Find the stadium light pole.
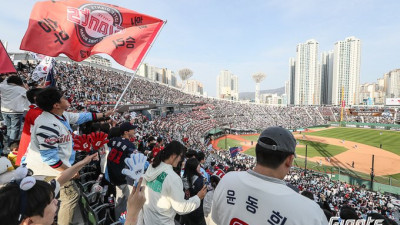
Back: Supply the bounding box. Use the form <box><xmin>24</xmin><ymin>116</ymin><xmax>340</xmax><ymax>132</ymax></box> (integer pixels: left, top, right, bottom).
<box><xmin>252</xmin><ymin>72</ymin><xmax>266</xmax><ymax>103</ymax></box>
<box><xmin>178</xmin><ymin>68</ymin><xmax>193</xmax><ymax>92</ymax></box>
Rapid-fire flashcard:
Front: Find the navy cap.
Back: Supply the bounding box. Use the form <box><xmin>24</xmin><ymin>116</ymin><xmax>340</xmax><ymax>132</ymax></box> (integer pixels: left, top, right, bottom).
<box><xmin>120</xmin><ymin>122</ymin><xmax>138</xmax><ymax>133</ymax></box>
<box><xmin>257</xmin><ymin>127</ymin><xmax>296</xmax><ymax>155</ymax></box>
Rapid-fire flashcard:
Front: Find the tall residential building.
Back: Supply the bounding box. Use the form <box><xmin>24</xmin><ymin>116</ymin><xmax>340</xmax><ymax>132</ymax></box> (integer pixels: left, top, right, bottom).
<box><xmin>315</xmin><ymin>62</ymin><xmax>322</xmax><ymax>105</ymax></box>
<box><xmin>320</xmin><ymin>51</ymin><xmax>334</xmax><ymax>105</ymax></box>
<box><xmin>261</xmin><ymin>93</ymin><xmax>283</xmax><ymax>105</ymax></box>
<box><xmin>232</xmin><ymin>75</ymin><xmax>239</xmax><ymax>99</ymax></box>
<box><xmin>137</xmin><ymin>63</ymin><xmax>178</xmax><ymax>87</ymax></box>
<box><xmin>285</xmin><ymin>80</ymin><xmax>290</xmax><ymax>105</ymax></box>
<box><xmin>385</xmin><ymin>69</ymin><xmax>400</xmax><ymax>98</ymax></box>
<box><xmin>383</xmin><ymin>73</ymin><xmax>389</xmax><ymax>95</ymax></box>
<box><xmin>216</xmin><ymin>70</ymin><xmax>239</xmax><ymax>100</ymax></box>
<box><xmin>376</xmin><ymin>78</ymin><xmax>386</xmax><ymax>105</ymax></box>
<box><xmin>294</xmin><ymin>39</ymin><xmax>319</xmax><ymax>105</ymax></box>
<box><xmin>359</xmin><ymin>82</ymin><xmax>386</xmax><ymax>105</ymax></box>
<box><xmin>288</xmin><ymin>58</ymin><xmax>296</xmax><ymax>105</ymax></box>
<box><xmin>359</xmin><ymin>83</ymin><xmax>377</xmax><ymax>105</ymax></box>
<box><xmin>332</xmin><ymin>36</ymin><xmax>361</xmax><ymax>105</ymax></box>
<box><xmin>84</xmin><ymin>55</ymin><xmax>112</xmax><ymax>67</ymax></box>
<box><xmin>185</xmin><ymin>80</ymin><xmax>204</xmax><ymax>96</ymax></box>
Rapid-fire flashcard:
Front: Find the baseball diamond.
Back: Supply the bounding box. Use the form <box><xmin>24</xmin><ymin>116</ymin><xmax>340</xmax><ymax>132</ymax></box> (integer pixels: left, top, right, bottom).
<box><xmin>213</xmin><ymin>127</ymin><xmax>400</xmax><ymax>176</ymax></box>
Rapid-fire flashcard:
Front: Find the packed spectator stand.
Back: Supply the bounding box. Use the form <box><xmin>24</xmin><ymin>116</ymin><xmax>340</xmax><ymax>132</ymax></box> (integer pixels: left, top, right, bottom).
<box><xmin>0</xmin><ymin>60</ymin><xmax>399</xmax><ymax>225</ymax></box>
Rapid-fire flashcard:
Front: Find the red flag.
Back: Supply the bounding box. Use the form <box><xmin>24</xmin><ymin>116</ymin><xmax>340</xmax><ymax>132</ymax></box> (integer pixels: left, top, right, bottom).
<box><xmin>20</xmin><ymin>0</ymin><xmax>163</xmax><ymax>70</ymax></box>
<box><xmin>0</xmin><ymin>41</ymin><xmax>16</xmax><ymax>74</ymax></box>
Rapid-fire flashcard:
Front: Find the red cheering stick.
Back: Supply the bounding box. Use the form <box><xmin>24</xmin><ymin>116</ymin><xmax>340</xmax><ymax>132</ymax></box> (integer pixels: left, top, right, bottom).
<box><xmin>73</xmin><ymin>134</ymin><xmax>92</xmax><ymax>152</ymax></box>
<box><xmin>89</xmin><ymin>131</ymin><xmax>109</xmax><ymax>150</ymax></box>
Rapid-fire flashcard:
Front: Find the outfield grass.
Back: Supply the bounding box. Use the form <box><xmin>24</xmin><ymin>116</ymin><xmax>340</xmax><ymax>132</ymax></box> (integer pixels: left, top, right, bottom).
<box><xmin>295</xmin><ymin>140</ymin><xmax>348</xmax><ymax>157</ymax></box>
<box><xmin>240</xmin><ymin>135</ymin><xmax>259</xmax><ymax>142</ymax></box>
<box><xmin>245</xmin><ymin>147</ymin><xmax>256</xmax><ymax>156</ymax></box>
<box><xmin>239</xmin><ymin>137</ymin><xmax>348</xmax><ymax>158</ymax></box>
<box><xmin>307</xmin><ymin>128</ymin><xmax>400</xmax><ymax>155</ymax></box>
<box><xmin>217</xmin><ymin>138</ymin><xmax>242</xmax><ymax>150</ymax></box>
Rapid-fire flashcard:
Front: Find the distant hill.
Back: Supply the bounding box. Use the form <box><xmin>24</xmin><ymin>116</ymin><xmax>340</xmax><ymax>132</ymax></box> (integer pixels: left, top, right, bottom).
<box><xmin>239</xmin><ymin>87</ymin><xmax>285</xmax><ymax>100</ymax></box>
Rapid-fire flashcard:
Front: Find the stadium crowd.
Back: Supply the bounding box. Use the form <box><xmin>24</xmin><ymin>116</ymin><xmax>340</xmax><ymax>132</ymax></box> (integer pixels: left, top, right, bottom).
<box><xmin>0</xmin><ymin>61</ymin><xmax>399</xmax><ymax>225</ymax></box>
<box><xmin>285</xmin><ymin>169</ymin><xmax>399</xmax><ymax>224</ymax></box>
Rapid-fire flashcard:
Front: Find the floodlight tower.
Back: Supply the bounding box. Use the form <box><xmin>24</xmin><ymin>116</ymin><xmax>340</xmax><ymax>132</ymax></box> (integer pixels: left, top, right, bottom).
<box><xmin>252</xmin><ymin>72</ymin><xmax>266</xmax><ymax>103</ymax></box>
<box><xmin>179</xmin><ymin>68</ymin><xmax>193</xmax><ymax>91</ymax></box>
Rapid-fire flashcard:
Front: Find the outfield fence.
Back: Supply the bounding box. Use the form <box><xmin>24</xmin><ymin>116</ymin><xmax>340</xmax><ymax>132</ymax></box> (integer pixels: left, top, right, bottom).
<box><xmin>329</xmin><ymin>122</ymin><xmax>400</xmax><ymax>130</ymax></box>
<box><xmin>293</xmin><ymin>158</ymin><xmax>400</xmax><ymax>195</ymax></box>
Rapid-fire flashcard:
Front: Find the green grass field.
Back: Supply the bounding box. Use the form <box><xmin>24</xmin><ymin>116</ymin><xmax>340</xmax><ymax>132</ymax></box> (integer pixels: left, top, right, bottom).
<box><xmin>240</xmin><ymin>135</ymin><xmax>259</xmax><ymax>142</ymax></box>
<box><xmin>295</xmin><ymin>140</ymin><xmax>348</xmax><ymax>157</ymax></box>
<box><xmin>241</xmin><ymin>140</ymin><xmax>347</xmax><ymax>158</ymax></box>
<box><xmin>245</xmin><ymin>147</ymin><xmax>255</xmax><ymax>156</ymax></box>
<box><xmin>216</xmin><ymin>130</ymin><xmax>400</xmax><ymax>187</ymax></box>
<box><xmin>217</xmin><ymin>138</ymin><xmax>242</xmax><ymax>150</ymax></box>
<box><xmin>307</xmin><ymin>128</ymin><xmax>400</xmax><ymax>155</ymax></box>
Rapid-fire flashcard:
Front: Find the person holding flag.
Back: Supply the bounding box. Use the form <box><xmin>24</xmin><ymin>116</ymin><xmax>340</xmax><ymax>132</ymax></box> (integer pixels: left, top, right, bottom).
<box><xmin>25</xmin><ymin>87</ymin><xmax>114</xmax><ymax>225</ymax></box>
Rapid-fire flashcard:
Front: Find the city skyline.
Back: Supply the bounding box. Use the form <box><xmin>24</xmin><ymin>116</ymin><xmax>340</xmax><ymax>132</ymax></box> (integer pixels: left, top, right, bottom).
<box><xmin>288</xmin><ymin>36</ymin><xmax>362</xmax><ymax>106</ymax></box>
<box><xmin>1</xmin><ymin>0</ymin><xmax>400</xmax><ymax>97</ymax></box>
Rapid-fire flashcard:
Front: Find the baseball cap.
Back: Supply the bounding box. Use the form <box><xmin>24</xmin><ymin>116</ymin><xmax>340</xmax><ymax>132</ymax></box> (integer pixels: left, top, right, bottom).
<box><xmin>120</xmin><ymin>122</ymin><xmax>138</xmax><ymax>133</ymax></box>
<box><xmin>257</xmin><ymin>126</ymin><xmax>296</xmax><ymax>156</ymax></box>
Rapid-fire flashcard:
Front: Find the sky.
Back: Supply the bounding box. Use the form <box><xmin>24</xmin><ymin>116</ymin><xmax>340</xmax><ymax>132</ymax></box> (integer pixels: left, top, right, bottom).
<box><xmin>1</xmin><ymin>0</ymin><xmax>400</xmax><ymax>97</ymax></box>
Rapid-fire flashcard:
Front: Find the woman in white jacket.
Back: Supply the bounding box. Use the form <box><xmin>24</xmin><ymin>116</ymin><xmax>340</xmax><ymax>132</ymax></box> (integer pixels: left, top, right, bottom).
<box><xmin>138</xmin><ymin>141</ymin><xmax>207</xmax><ymax>225</ymax></box>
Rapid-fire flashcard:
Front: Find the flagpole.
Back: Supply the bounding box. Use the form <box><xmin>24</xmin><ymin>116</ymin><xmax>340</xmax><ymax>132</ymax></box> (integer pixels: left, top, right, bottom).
<box><xmin>114</xmin><ymin>20</ymin><xmax>167</xmax><ymax>111</ymax></box>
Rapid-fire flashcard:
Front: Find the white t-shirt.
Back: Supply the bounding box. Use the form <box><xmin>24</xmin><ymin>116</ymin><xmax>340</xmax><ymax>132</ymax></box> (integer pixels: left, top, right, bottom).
<box><xmin>211</xmin><ymin>170</ymin><xmax>327</xmax><ymax>225</ymax></box>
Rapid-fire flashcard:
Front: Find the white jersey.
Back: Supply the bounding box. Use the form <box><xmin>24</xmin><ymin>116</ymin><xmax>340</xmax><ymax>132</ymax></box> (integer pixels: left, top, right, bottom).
<box><xmin>27</xmin><ymin>111</ymin><xmax>92</xmax><ymax>177</ymax></box>
<box><xmin>211</xmin><ymin>170</ymin><xmax>327</xmax><ymax>225</ymax></box>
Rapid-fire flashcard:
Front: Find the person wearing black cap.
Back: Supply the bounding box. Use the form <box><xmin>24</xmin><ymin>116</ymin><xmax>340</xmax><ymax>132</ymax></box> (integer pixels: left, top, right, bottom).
<box><xmin>106</xmin><ymin>121</ymin><xmax>137</xmax><ymax>218</ymax></box>
<box><xmin>211</xmin><ymin>126</ymin><xmax>327</xmax><ymax>225</ymax></box>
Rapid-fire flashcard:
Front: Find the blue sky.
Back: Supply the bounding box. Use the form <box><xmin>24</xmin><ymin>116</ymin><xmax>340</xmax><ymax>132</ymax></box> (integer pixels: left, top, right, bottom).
<box><xmin>1</xmin><ymin>0</ymin><xmax>399</xmax><ymax>97</ymax></box>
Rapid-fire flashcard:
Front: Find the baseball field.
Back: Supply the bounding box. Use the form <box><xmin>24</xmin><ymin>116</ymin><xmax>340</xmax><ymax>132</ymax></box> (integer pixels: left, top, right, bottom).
<box><xmin>213</xmin><ymin>127</ymin><xmax>400</xmax><ymax>182</ymax></box>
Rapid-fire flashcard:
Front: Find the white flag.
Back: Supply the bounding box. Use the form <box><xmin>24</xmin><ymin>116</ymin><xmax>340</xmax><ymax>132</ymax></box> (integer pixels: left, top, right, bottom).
<box><xmin>28</xmin><ymin>52</ymin><xmax>46</xmax><ymax>62</ymax></box>
<box><xmin>31</xmin><ymin>56</ymin><xmax>54</xmax><ymax>81</ymax></box>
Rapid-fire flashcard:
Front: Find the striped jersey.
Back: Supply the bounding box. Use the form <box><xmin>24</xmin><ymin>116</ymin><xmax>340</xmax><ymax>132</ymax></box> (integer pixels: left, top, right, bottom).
<box><xmin>27</xmin><ymin>111</ymin><xmax>94</xmax><ymax>177</ymax></box>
